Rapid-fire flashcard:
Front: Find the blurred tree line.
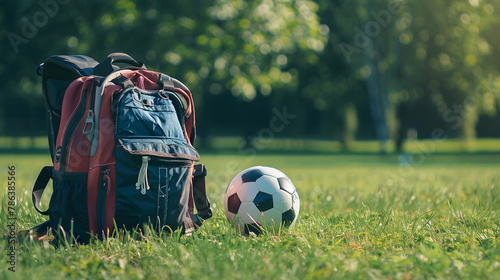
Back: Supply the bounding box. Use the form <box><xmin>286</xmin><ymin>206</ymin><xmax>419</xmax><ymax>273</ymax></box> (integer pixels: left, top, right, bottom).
<box><xmin>1</xmin><ymin>0</ymin><xmax>499</xmax><ymax>152</ymax></box>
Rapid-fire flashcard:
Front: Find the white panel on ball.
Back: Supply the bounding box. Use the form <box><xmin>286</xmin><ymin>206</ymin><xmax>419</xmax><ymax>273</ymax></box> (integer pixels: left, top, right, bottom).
<box><xmin>256</xmin><ymin>175</ymin><xmax>280</xmax><ymax>195</ymax></box>
<box><xmin>226</xmin><ymin>210</ymin><xmax>236</xmax><ymax>224</ymax></box>
<box><xmin>238</xmin><ymin>202</ymin><xmax>262</xmax><ymax>225</ymax></box>
<box><xmin>237</xmin><ymin>182</ymin><xmax>260</xmax><ymax>202</ymax></box>
<box><xmin>272</xmin><ymin>190</ymin><xmax>293</xmax><ymax>213</ymax></box>
<box><xmin>262</xmin><ymin>208</ymin><xmax>283</xmax><ymax>227</ymax></box>
<box><xmin>226</xmin><ymin>175</ymin><xmax>242</xmax><ymax>196</ymax></box>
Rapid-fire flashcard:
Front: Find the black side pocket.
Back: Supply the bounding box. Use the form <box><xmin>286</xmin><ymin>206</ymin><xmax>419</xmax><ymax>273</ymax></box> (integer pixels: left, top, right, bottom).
<box><xmin>49</xmin><ymin>170</ymin><xmax>89</xmax><ymax>243</ymax></box>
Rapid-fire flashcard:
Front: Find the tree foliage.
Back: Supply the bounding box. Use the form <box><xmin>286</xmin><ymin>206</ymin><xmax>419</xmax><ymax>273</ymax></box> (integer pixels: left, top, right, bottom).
<box><xmin>1</xmin><ymin>0</ymin><xmax>499</xmax><ymax>150</ymax></box>
<box><xmin>318</xmin><ymin>0</ymin><xmax>500</xmax><ymax>150</ymax></box>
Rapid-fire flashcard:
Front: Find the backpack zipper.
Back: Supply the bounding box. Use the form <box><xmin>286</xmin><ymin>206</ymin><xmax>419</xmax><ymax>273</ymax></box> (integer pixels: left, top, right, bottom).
<box><xmin>60</xmin><ymin>88</ymin><xmax>88</xmax><ymax>171</ymax></box>
<box><xmin>97</xmin><ymin>167</ymin><xmax>110</xmax><ymax>237</ymax></box>
<box><xmin>136</xmin><ymin>156</ymin><xmax>151</xmax><ymax>195</ymax></box>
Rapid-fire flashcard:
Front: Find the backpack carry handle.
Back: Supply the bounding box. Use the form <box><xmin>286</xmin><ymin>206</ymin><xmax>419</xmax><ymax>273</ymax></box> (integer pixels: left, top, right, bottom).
<box><xmin>93</xmin><ymin>52</ymin><xmax>146</xmax><ymax>76</ymax></box>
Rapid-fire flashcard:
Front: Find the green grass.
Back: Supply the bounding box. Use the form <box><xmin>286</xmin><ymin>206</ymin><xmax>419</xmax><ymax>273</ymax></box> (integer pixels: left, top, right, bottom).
<box><xmin>2</xmin><ymin>136</ymin><xmax>500</xmax><ymax>153</ymax></box>
<box><xmin>1</xmin><ymin>153</ymin><xmax>499</xmax><ymax>279</ymax></box>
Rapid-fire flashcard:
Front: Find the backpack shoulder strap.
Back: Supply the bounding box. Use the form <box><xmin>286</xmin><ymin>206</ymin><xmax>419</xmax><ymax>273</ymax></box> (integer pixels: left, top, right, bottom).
<box><xmin>32</xmin><ymin>166</ymin><xmax>53</xmax><ymax>215</ymax></box>
<box><xmin>16</xmin><ymin>166</ymin><xmax>54</xmax><ymax>242</ymax></box>
<box><xmin>16</xmin><ymin>220</ymin><xmax>51</xmax><ymax>242</ymax></box>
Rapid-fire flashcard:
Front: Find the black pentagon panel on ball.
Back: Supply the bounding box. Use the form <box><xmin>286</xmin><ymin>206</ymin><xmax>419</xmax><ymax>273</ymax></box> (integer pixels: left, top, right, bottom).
<box><xmin>241</xmin><ymin>169</ymin><xmax>265</xmax><ymax>183</ymax></box>
<box><xmin>278</xmin><ymin>177</ymin><xmax>295</xmax><ymax>194</ymax></box>
<box><xmin>227</xmin><ymin>193</ymin><xmax>241</xmax><ymax>214</ymax></box>
<box><xmin>282</xmin><ymin>208</ymin><xmax>296</xmax><ymax>227</ymax></box>
<box><xmin>244</xmin><ymin>223</ymin><xmax>263</xmax><ymax>235</ymax></box>
<box><xmin>253</xmin><ymin>191</ymin><xmax>274</xmax><ymax>212</ymax></box>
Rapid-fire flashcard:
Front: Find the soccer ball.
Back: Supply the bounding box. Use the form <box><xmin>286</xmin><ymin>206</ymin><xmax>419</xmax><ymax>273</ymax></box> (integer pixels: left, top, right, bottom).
<box><xmin>224</xmin><ymin>166</ymin><xmax>300</xmax><ymax>235</ymax></box>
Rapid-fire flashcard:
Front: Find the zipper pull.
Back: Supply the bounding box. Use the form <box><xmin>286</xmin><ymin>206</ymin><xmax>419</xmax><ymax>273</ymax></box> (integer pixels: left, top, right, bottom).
<box><xmin>135</xmin><ymin>156</ymin><xmax>150</xmax><ymax>195</ymax></box>
<box><xmin>102</xmin><ymin>169</ymin><xmax>110</xmax><ymax>188</ymax></box>
<box><xmin>82</xmin><ymin>110</ymin><xmax>95</xmax><ymax>135</ymax></box>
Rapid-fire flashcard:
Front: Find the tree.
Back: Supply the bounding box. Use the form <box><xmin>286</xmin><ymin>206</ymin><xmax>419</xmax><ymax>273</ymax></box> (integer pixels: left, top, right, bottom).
<box><xmin>319</xmin><ymin>0</ymin><xmax>500</xmax><ymax>152</ymax></box>
<box><xmin>0</xmin><ymin>0</ymin><xmax>327</xmax><ymax>146</ymax></box>
<box><xmin>323</xmin><ymin>0</ymin><xmax>406</xmax><ymax>153</ymax></box>
<box><xmin>397</xmin><ymin>0</ymin><xmax>500</xmax><ymax>147</ymax></box>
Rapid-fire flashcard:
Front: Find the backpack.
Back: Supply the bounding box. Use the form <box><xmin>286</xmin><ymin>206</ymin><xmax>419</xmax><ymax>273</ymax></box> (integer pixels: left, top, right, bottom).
<box><xmin>30</xmin><ymin>53</ymin><xmax>212</xmax><ymax>243</ymax></box>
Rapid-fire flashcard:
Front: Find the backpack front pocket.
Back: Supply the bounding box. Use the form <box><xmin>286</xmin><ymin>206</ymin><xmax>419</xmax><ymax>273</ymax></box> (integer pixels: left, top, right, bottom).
<box><xmin>114</xmin><ymin>139</ymin><xmax>198</xmax><ymax>232</ymax></box>
<box><xmin>113</xmin><ymin>87</ymin><xmax>199</xmax><ymax>233</ymax></box>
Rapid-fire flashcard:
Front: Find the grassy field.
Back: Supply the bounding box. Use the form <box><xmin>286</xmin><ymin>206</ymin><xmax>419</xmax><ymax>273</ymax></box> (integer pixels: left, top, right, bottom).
<box><xmin>2</xmin><ymin>136</ymin><xmax>500</xmax><ymax>154</ymax></box>
<box><xmin>1</xmin><ymin>153</ymin><xmax>499</xmax><ymax>279</ymax></box>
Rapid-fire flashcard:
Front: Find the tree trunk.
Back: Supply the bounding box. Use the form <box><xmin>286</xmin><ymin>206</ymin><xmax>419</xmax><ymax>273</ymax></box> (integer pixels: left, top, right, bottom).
<box><xmin>364</xmin><ymin>44</ymin><xmax>390</xmax><ymax>154</ymax></box>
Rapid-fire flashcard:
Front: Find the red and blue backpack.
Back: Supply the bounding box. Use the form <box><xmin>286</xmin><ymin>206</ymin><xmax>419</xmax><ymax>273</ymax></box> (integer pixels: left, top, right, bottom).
<box><xmin>30</xmin><ymin>53</ymin><xmax>212</xmax><ymax>243</ymax></box>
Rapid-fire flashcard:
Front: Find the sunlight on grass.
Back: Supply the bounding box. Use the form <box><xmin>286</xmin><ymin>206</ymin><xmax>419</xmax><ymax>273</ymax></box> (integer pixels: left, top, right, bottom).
<box><xmin>0</xmin><ymin>153</ymin><xmax>499</xmax><ymax>279</ymax></box>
